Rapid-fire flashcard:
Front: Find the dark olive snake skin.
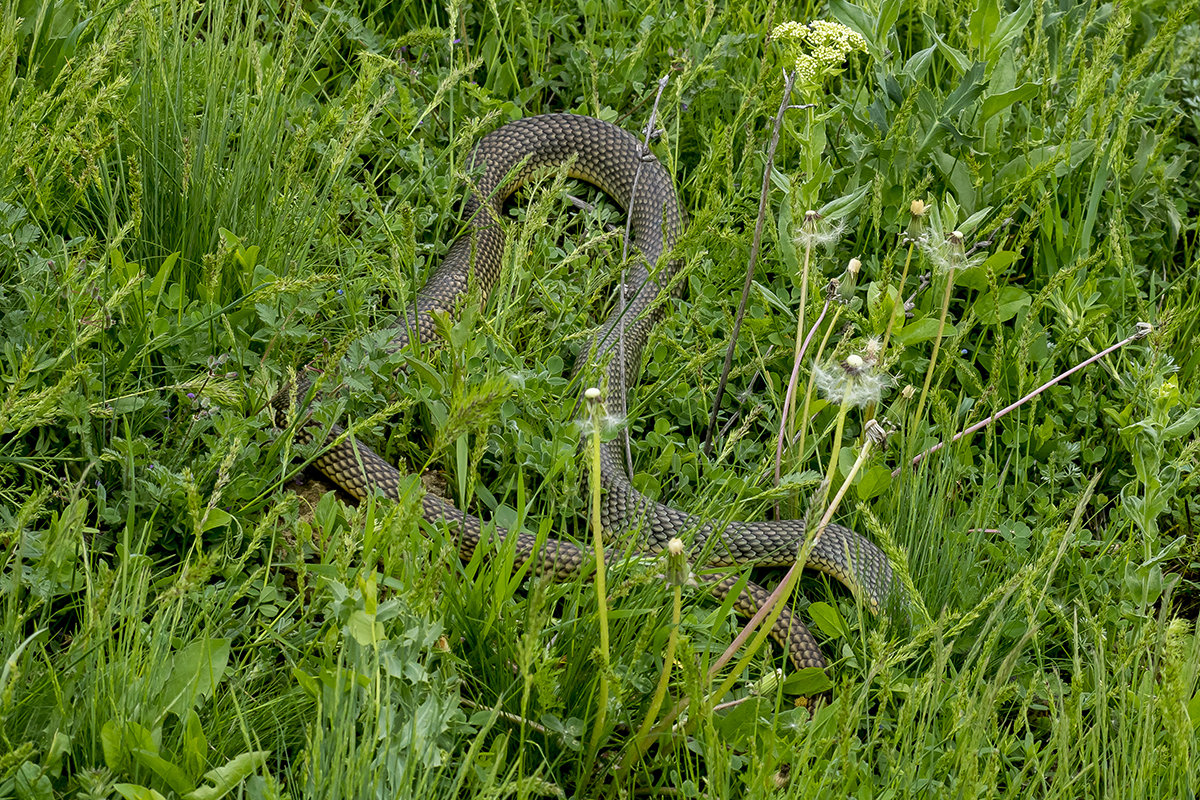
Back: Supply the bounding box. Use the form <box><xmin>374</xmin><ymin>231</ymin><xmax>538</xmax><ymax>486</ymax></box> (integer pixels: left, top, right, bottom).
<box><xmin>276</xmin><ymin>114</ymin><xmax>892</xmax><ymax>670</ymax></box>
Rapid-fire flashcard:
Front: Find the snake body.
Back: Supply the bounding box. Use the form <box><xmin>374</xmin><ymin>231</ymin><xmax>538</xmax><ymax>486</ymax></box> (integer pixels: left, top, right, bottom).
<box><xmin>280</xmin><ymin>114</ymin><xmax>891</xmax><ymax>669</ymax></box>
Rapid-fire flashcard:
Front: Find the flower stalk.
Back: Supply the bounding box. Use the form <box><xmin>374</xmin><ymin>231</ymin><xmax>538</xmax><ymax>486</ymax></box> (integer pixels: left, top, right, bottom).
<box><xmin>584</xmin><ymin>386</ymin><xmax>611</xmax><ymax>763</ymax></box>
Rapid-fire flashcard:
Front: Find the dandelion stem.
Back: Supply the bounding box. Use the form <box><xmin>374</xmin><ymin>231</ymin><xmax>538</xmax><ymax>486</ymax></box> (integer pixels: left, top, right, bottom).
<box><xmin>788</xmin><ymin>212</ymin><xmax>817</xmax><ymax>439</ymax></box>
<box><xmin>794</xmin><ymin>297</ymin><xmax>844</xmax><ymax>481</ymax></box>
<box><xmin>817</xmin><ymin>379</ymin><xmax>854</xmax><ymax>518</ymax></box>
<box><xmin>584</xmin><ymin>388</ymin><xmax>611</xmax><ymax>763</ymax></box>
<box><xmin>774</xmin><ymin>290</ymin><xmax>831</xmax><ymax>509</ymax></box>
<box><xmin>878</xmin><ymin>240</ymin><xmax>915</xmax><ymax>361</ymax></box>
<box><xmin>620</xmin><ymin>551</ymin><xmax>683</xmax><ymax>773</ymax></box>
<box><xmin>913</xmin><ymin>265</ymin><xmax>956</xmax><ymax>429</ymax></box>
<box><xmin>813</xmin><ymin>422</ymin><xmax>882</xmax><ymax>547</ymax></box>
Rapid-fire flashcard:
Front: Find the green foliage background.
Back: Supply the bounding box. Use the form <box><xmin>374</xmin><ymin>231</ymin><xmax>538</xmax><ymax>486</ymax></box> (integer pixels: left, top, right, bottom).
<box><xmin>1</xmin><ymin>0</ymin><xmax>1198</xmax><ymax>796</ymax></box>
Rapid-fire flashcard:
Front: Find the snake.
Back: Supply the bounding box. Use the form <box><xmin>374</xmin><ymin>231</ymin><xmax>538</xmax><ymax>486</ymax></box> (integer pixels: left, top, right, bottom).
<box><xmin>275</xmin><ymin>113</ymin><xmax>892</xmax><ymax>670</ymax></box>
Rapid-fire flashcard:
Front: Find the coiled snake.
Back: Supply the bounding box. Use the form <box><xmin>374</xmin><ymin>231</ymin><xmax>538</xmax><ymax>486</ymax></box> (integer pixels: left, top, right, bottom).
<box><xmin>276</xmin><ymin>114</ymin><xmax>891</xmax><ymax>670</ymax></box>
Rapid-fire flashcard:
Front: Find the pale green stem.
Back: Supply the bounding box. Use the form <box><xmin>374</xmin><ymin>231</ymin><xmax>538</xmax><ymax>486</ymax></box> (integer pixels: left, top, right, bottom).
<box><xmin>913</xmin><ymin>266</ymin><xmax>956</xmax><ymax>430</ymax></box>
<box><xmin>619</xmin><ymin>582</ymin><xmax>682</xmax><ymax>773</ymax></box>
<box><xmin>585</xmin><ymin>393</ymin><xmax>610</xmax><ymax>763</ymax></box>
<box><xmin>812</xmin><ymin>433</ymin><xmax>876</xmax><ymax>548</ymax></box>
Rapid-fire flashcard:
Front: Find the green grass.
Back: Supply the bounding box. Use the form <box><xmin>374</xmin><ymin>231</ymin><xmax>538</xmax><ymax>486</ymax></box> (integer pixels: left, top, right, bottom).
<box><xmin>2</xmin><ymin>0</ymin><xmax>1199</xmax><ymax>796</ymax></box>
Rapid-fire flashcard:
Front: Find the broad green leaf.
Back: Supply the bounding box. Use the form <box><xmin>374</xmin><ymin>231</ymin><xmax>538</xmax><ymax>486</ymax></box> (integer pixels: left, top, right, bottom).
<box><xmin>160</xmin><ymin>638</ymin><xmax>231</xmax><ymax>718</ymax></box>
<box><xmin>131</xmin><ymin>747</ymin><xmax>195</xmax><ymax>797</ymax></box>
<box><xmin>14</xmin><ymin>761</ymin><xmax>54</xmax><ymax>800</ymax></box>
<box><xmin>114</xmin><ymin>786</ymin><xmax>167</xmax><ymax>800</ymax></box>
<box><xmin>809</xmin><ymin>601</ymin><xmax>849</xmax><ymax>639</ymax></box>
<box><xmin>957</xmin><ymin>250</ymin><xmax>1020</xmax><ymax>290</ymax></box>
<box><xmin>985</xmin><ymin>0</ymin><xmax>1035</xmax><ymax>61</ymax></box>
<box><xmin>200</xmin><ymin>507</ymin><xmax>232</xmax><ymax>532</ymax></box>
<box><xmin>783</xmin><ymin>667</ymin><xmax>835</xmax><ymax>695</ymax></box>
<box><xmin>828</xmin><ymin>0</ymin><xmax>876</xmax><ymax>54</ymax></box>
<box><xmin>855</xmin><ymin>465</ymin><xmax>893</xmax><ymax>500</ymax></box>
<box><xmin>185</xmin><ymin>751</ymin><xmax>270</xmax><ymax>800</ymax></box>
<box><xmin>922</xmin><ymin>14</ymin><xmax>970</xmax><ymax>73</ymax></box>
<box><xmin>973</xmin><ymin>286</ymin><xmax>1030</xmax><ymax>324</ymax></box>
<box><xmin>981</xmin><ymin>82</ymin><xmax>1040</xmax><ymax>122</ymax></box>
<box><xmin>347</xmin><ymin>609</ymin><xmax>384</xmax><ymax>645</ymax></box>
<box><xmin>818</xmin><ymin>182</ymin><xmax>872</xmax><ymax>221</ymax></box>
<box><xmin>895</xmin><ymin>318</ymin><xmax>957</xmax><ymax>345</ymax></box>
<box><xmin>1163</xmin><ymin>407</ymin><xmax>1200</xmax><ymax>440</ymax></box>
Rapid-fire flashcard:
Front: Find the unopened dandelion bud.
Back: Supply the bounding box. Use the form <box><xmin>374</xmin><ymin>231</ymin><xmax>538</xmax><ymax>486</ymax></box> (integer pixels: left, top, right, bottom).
<box><xmin>905</xmin><ymin>200</ymin><xmax>927</xmax><ymax>244</ymax></box>
<box><xmin>901</xmin><ymin>385</ymin><xmax>915</xmax><ymax>400</ymax></box>
<box><xmin>751</xmin><ymin>668</ymin><xmax>783</xmax><ymax>696</ymax></box>
<box><xmin>664</xmin><ymin>537</ymin><xmax>688</xmax><ymax>586</ymax></box>
<box><xmin>847</xmin><ymin>257</ymin><xmax>861</xmax><ymax>275</ymax></box>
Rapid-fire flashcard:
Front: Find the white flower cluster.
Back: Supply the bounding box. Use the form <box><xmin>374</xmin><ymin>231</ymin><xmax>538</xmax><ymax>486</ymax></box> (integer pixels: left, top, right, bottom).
<box><xmin>771</xmin><ymin>20</ymin><xmax>868</xmax><ymax>86</ymax></box>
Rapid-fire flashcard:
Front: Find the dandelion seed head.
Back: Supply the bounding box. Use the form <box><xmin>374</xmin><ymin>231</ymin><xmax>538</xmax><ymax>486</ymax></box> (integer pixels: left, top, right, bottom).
<box><xmin>920</xmin><ymin>228</ymin><xmax>983</xmax><ymax>275</ymax></box>
<box><xmin>576</xmin><ymin>411</ymin><xmax>626</xmax><ymax>437</ymax></box>
<box><xmin>847</xmin><ymin>257</ymin><xmax>862</xmax><ymax>275</ymax></box>
<box><xmin>813</xmin><ymin>356</ymin><xmax>887</xmax><ymax>408</ymax></box>
<box><xmin>793</xmin><ymin>214</ymin><xmax>846</xmax><ymax>251</ymax></box>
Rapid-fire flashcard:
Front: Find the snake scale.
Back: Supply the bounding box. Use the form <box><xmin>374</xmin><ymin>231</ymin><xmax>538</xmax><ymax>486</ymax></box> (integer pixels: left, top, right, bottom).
<box><xmin>277</xmin><ymin>113</ymin><xmax>891</xmax><ymax>670</ymax></box>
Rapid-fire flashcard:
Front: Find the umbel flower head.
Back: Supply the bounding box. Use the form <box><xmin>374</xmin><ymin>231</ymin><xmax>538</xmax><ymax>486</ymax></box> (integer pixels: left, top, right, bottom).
<box><xmin>771</xmin><ymin>20</ymin><xmax>868</xmax><ymax>89</ymax></box>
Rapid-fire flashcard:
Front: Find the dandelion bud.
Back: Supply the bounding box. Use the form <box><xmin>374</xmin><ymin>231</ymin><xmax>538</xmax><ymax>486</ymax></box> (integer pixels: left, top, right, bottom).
<box><xmin>751</xmin><ymin>668</ymin><xmax>783</xmax><ymax>696</ymax></box>
<box><xmin>901</xmin><ymin>385</ymin><xmax>915</xmax><ymax>400</ymax></box>
<box><xmin>905</xmin><ymin>200</ymin><xmax>927</xmax><ymax>245</ymax></box>
<box><xmin>847</xmin><ymin>257</ymin><xmax>861</xmax><ymax>276</ymax></box>
<box><xmin>664</xmin><ymin>537</ymin><xmax>689</xmax><ymax>586</ymax></box>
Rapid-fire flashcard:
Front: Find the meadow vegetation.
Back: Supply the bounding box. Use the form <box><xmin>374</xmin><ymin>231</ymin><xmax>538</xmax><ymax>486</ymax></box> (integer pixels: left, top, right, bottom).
<box><xmin>2</xmin><ymin>0</ymin><xmax>1199</xmax><ymax>796</ymax></box>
